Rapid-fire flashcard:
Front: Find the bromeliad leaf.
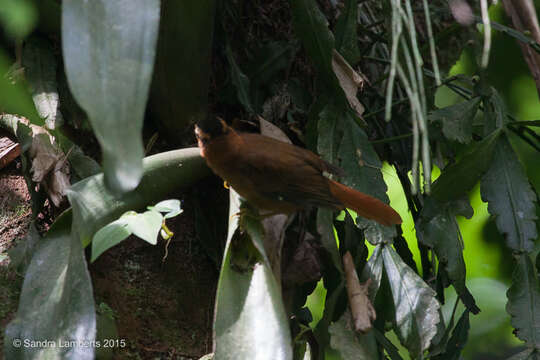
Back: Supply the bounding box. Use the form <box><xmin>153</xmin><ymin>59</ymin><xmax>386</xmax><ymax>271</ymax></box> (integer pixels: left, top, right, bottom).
<box><xmin>4</xmin><ymin>212</ymin><xmax>96</xmax><ymax>360</ymax></box>
<box><xmin>91</xmin><ymin>217</ymin><xmax>131</xmax><ymax>262</ymax></box>
<box><xmin>213</xmin><ymin>190</ymin><xmax>292</xmax><ymax>360</ymax></box>
<box><xmin>480</xmin><ymin>135</ymin><xmax>538</xmax><ymax>252</ymax></box>
<box><xmin>429</xmin><ymin>97</ymin><xmax>480</xmax><ymax>144</ymax></box>
<box><xmin>506</xmin><ymin>254</ymin><xmax>540</xmax><ymax>348</ymax></box>
<box><xmin>22</xmin><ymin>37</ymin><xmax>64</xmax><ymax>129</ymax></box>
<box><xmin>382</xmin><ymin>245</ymin><xmax>441</xmax><ymax>357</ymax></box>
<box><xmin>431</xmin><ymin>129</ymin><xmax>501</xmax><ymax>203</ymax></box>
<box><xmin>62</xmin><ymin>0</ymin><xmax>160</xmax><ymax>194</ymax></box>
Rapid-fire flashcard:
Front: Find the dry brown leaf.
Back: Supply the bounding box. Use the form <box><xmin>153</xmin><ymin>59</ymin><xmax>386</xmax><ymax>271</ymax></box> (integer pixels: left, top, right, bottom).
<box><xmin>343</xmin><ymin>251</ymin><xmax>376</xmax><ymax>333</ymax></box>
<box><xmin>332</xmin><ymin>50</ymin><xmax>366</xmax><ymax>121</ymax></box>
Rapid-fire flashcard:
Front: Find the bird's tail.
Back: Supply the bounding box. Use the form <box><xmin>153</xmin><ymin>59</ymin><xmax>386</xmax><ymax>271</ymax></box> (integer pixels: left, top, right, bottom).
<box><xmin>328</xmin><ymin>179</ymin><xmax>402</xmax><ymax>226</ymax></box>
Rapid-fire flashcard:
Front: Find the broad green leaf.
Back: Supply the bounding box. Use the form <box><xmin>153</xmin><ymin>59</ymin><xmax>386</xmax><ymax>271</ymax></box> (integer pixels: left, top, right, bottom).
<box><xmin>0</xmin><ymin>0</ymin><xmax>37</xmax><ymax>38</ymax></box>
<box><xmin>417</xmin><ymin>198</ymin><xmax>480</xmax><ymax>314</ymax></box>
<box><xmin>334</xmin><ymin>0</ymin><xmax>360</xmax><ymax>64</ymax></box>
<box><xmin>4</xmin><ymin>211</ymin><xmax>96</xmax><ymax>360</ymax></box>
<box><xmin>431</xmin><ymin>129</ymin><xmax>501</xmax><ymax>203</ymax></box>
<box><xmin>122</xmin><ymin>210</ymin><xmax>162</xmax><ymax>245</ymax></box>
<box><xmin>429</xmin><ymin>97</ymin><xmax>480</xmax><ymax>144</ymax></box>
<box><xmin>480</xmin><ymin>135</ymin><xmax>538</xmax><ymax>252</ymax></box>
<box><xmin>91</xmin><ymin>218</ymin><xmax>131</xmax><ymax>262</ymax></box>
<box><xmin>338</xmin><ymin>113</ymin><xmax>389</xmax><ymax>203</ymax></box>
<box><xmin>214</xmin><ymin>190</ymin><xmax>292</xmax><ymax>360</ymax></box>
<box><xmin>506</xmin><ymin>254</ymin><xmax>540</xmax><ymax>347</ymax></box>
<box><xmin>62</xmin><ymin>0</ymin><xmax>160</xmax><ymax>193</ymax></box>
<box><xmin>22</xmin><ymin>37</ymin><xmax>63</xmax><ymax>129</ymax></box>
<box><xmin>382</xmin><ymin>245</ymin><xmax>441</xmax><ymax>357</ymax></box>
<box><xmin>290</xmin><ymin>0</ymin><xmax>335</xmax><ymax>87</ymax></box>
<box><xmin>317</xmin><ymin>102</ymin><xmax>341</xmax><ymax>170</ymax></box>
<box><xmin>329</xmin><ymin>310</ymin><xmax>379</xmax><ymax>359</ymax></box>
<box><xmin>0</xmin><ymin>50</ymin><xmax>42</xmax><ymax>125</ymax></box>
<box><xmin>436</xmin><ymin>310</ymin><xmax>469</xmax><ymax>360</ymax></box>
<box><xmin>225</xmin><ymin>44</ymin><xmax>253</xmax><ymax>113</ymax></box>
<box><xmin>7</xmin><ymin>221</ymin><xmax>40</xmax><ymax>272</ymax></box>
<box><xmin>67</xmin><ymin>148</ymin><xmax>209</xmax><ymax>247</ymax></box>
<box><xmin>148</xmin><ymin>199</ymin><xmax>183</xmax><ymax>219</ymax></box>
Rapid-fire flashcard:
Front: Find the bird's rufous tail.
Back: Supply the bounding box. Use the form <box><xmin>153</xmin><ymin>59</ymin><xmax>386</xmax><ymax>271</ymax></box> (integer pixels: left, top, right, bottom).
<box><xmin>328</xmin><ymin>179</ymin><xmax>402</xmax><ymax>226</ymax></box>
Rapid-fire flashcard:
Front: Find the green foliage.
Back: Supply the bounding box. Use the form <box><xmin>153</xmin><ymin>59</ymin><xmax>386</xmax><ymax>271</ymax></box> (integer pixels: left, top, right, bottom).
<box><xmin>62</xmin><ymin>0</ymin><xmax>160</xmax><ymax>194</ymax></box>
<box><xmin>1</xmin><ymin>0</ymin><xmax>539</xmax><ymax>359</ymax></box>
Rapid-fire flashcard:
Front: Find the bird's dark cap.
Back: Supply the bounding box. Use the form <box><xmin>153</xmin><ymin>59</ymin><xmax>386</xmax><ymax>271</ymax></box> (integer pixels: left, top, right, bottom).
<box><xmin>195</xmin><ymin>116</ymin><xmax>230</xmax><ymax>139</ymax></box>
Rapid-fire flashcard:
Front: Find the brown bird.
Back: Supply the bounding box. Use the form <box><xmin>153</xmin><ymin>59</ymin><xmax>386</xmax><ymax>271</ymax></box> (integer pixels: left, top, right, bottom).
<box><xmin>195</xmin><ymin>119</ymin><xmax>402</xmax><ymax>226</ymax></box>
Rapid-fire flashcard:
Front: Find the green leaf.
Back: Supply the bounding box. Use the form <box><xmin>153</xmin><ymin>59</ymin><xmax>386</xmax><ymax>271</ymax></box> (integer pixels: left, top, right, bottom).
<box><xmin>338</xmin><ymin>113</ymin><xmax>389</xmax><ymax>203</ymax></box>
<box><xmin>437</xmin><ymin>310</ymin><xmax>470</xmax><ymax>360</ymax></box>
<box><xmin>317</xmin><ymin>102</ymin><xmax>341</xmax><ymax>169</ymax></box>
<box><xmin>506</xmin><ymin>254</ymin><xmax>540</xmax><ymax>347</ymax></box>
<box><xmin>0</xmin><ymin>0</ymin><xmax>37</xmax><ymax>39</ymax></box>
<box><xmin>91</xmin><ymin>218</ymin><xmax>131</xmax><ymax>262</ymax></box>
<box><xmin>22</xmin><ymin>37</ymin><xmax>64</xmax><ymax>129</ymax></box>
<box><xmin>431</xmin><ymin>129</ymin><xmax>501</xmax><ymax>203</ymax></box>
<box><xmin>148</xmin><ymin>199</ymin><xmax>183</xmax><ymax>219</ymax></box>
<box><xmin>249</xmin><ymin>41</ymin><xmax>294</xmax><ymax>86</ymax></box>
<box><xmin>7</xmin><ymin>221</ymin><xmax>40</xmax><ymax>272</ymax></box>
<box><xmin>290</xmin><ymin>0</ymin><xmax>336</xmax><ymax>88</ymax></box>
<box><xmin>329</xmin><ymin>310</ymin><xmax>379</xmax><ymax>359</ymax></box>
<box><xmin>360</xmin><ymin>244</ymin><xmax>384</xmax><ymax>302</ymax></box>
<box><xmin>480</xmin><ymin>135</ymin><xmax>538</xmax><ymax>252</ymax></box>
<box><xmin>213</xmin><ymin>190</ymin><xmax>292</xmax><ymax>359</ymax></box>
<box><xmin>429</xmin><ymin>97</ymin><xmax>480</xmax><ymax>144</ymax></box>
<box><xmin>225</xmin><ymin>44</ymin><xmax>253</xmax><ymax>113</ymax></box>
<box><xmin>122</xmin><ymin>210</ymin><xmax>163</xmax><ymax>245</ymax></box>
<box><xmin>67</xmin><ymin>148</ymin><xmax>209</xmax><ymax>247</ymax></box>
<box><xmin>0</xmin><ymin>50</ymin><xmax>42</xmax><ymax>125</ymax></box>
<box><xmin>483</xmin><ymin>87</ymin><xmax>508</xmax><ymax>133</ymax></box>
<box><xmin>4</xmin><ymin>211</ymin><xmax>96</xmax><ymax>359</ymax></box>
<box><xmin>417</xmin><ymin>198</ymin><xmax>480</xmax><ymax>314</ymax></box>
<box><xmin>334</xmin><ymin>0</ymin><xmax>361</xmax><ymax>64</ymax></box>
<box><xmin>62</xmin><ymin>0</ymin><xmax>160</xmax><ymax>194</ymax></box>
<box><xmin>382</xmin><ymin>245</ymin><xmax>441</xmax><ymax>357</ymax></box>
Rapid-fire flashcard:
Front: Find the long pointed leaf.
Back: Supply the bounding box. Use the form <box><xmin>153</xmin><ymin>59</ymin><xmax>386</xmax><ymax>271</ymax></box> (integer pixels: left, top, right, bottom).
<box><xmin>62</xmin><ymin>0</ymin><xmax>160</xmax><ymax>193</ymax></box>
<box><xmin>480</xmin><ymin>135</ymin><xmax>538</xmax><ymax>252</ymax></box>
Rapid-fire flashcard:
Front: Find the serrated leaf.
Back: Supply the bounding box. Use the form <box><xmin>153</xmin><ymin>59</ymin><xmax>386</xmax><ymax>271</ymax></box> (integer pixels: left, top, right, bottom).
<box><xmin>382</xmin><ymin>245</ymin><xmax>441</xmax><ymax>357</ymax></box>
<box><xmin>22</xmin><ymin>37</ymin><xmax>64</xmax><ymax>129</ymax></box>
<box><xmin>91</xmin><ymin>218</ymin><xmax>131</xmax><ymax>262</ymax></box>
<box><xmin>67</xmin><ymin>148</ymin><xmax>209</xmax><ymax>247</ymax></box>
<box><xmin>62</xmin><ymin>0</ymin><xmax>160</xmax><ymax>194</ymax></box>
<box><xmin>225</xmin><ymin>44</ymin><xmax>253</xmax><ymax>113</ymax></box>
<box><xmin>483</xmin><ymin>86</ymin><xmax>508</xmax><ymax>133</ymax></box>
<box><xmin>480</xmin><ymin>135</ymin><xmax>538</xmax><ymax>252</ymax></box>
<box><xmin>429</xmin><ymin>97</ymin><xmax>480</xmax><ymax>143</ymax></box>
<box><xmin>431</xmin><ymin>129</ymin><xmax>501</xmax><ymax>203</ymax></box>
<box><xmin>122</xmin><ymin>210</ymin><xmax>162</xmax><ymax>245</ymax></box>
<box><xmin>4</xmin><ymin>211</ymin><xmax>96</xmax><ymax>360</ymax></box>
<box><xmin>329</xmin><ymin>310</ymin><xmax>379</xmax><ymax>360</ymax></box>
<box><xmin>417</xmin><ymin>198</ymin><xmax>480</xmax><ymax>314</ymax></box>
<box><xmin>334</xmin><ymin>0</ymin><xmax>360</xmax><ymax>64</ymax></box>
<box><xmin>214</xmin><ymin>190</ymin><xmax>292</xmax><ymax>360</ymax></box>
<box><xmin>506</xmin><ymin>254</ymin><xmax>540</xmax><ymax>347</ymax></box>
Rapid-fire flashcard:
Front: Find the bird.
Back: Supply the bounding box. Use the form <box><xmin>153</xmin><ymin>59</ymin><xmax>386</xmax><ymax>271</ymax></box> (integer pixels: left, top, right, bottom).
<box><xmin>195</xmin><ymin>118</ymin><xmax>402</xmax><ymax>226</ymax></box>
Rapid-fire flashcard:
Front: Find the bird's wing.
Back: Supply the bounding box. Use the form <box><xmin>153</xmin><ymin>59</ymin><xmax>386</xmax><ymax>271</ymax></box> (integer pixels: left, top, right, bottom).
<box><xmin>237</xmin><ymin>134</ymin><xmax>343</xmax><ymax>209</ymax></box>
